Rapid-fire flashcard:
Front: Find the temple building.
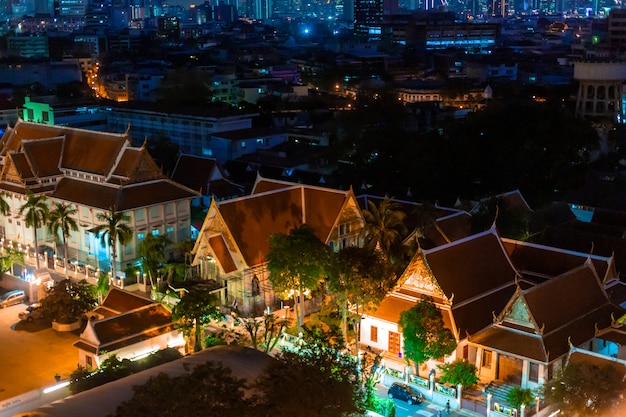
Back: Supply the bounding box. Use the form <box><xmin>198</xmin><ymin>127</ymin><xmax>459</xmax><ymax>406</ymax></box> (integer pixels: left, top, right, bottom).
<box><xmin>0</xmin><ymin>119</ymin><xmax>198</xmax><ymax>281</ymax></box>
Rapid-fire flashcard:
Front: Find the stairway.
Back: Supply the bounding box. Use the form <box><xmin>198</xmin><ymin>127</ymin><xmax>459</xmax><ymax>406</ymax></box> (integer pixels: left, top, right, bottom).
<box><xmin>485</xmin><ymin>380</ymin><xmax>517</xmax><ymax>407</ymax></box>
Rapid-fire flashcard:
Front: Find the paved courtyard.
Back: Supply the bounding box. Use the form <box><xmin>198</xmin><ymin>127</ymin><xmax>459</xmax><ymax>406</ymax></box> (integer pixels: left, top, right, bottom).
<box><xmin>0</xmin><ymin>301</ymin><xmax>79</xmax><ymax>402</ymax></box>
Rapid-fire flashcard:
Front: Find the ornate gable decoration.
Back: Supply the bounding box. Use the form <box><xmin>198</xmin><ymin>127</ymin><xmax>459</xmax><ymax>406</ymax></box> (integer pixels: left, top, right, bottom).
<box><xmin>2</xmin><ymin>153</ymin><xmax>25</xmax><ymax>184</ymax></box>
<box><xmin>399</xmin><ymin>251</ymin><xmax>447</xmax><ymax>300</ymax></box>
<box><xmin>504</xmin><ymin>298</ymin><xmax>533</xmax><ymax>326</ymax></box>
<box><xmin>127</xmin><ymin>150</ymin><xmax>163</xmax><ymax>183</ymax></box>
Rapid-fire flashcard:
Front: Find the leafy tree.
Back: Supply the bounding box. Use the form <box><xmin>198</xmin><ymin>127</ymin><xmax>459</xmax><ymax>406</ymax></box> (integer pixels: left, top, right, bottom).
<box><xmin>92</xmin><ymin>207</ymin><xmax>133</xmax><ymax>287</ymax></box>
<box><xmin>47</xmin><ymin>201</ymin><xmax>78</xmax><ymax>279</ymax></box>
<box><xmin>0</xmin><ymin>191</ymin><xmax>10</xmax><ymax>216</ymax></box>
<box><xmin>171</xmin><ymin>287</ymin><xmax>223</xmax><ymax>352</ymax></box>
<box><xmin>361</xmin><ymin>198</ymin><xmax>407</xmax><ymax>264</ymax></box>
<box><xmin>234</xmin><ymin>311</ymin><xmax>292</xmax><ymax>354</ymax></box>
<box><xmin>543</xmin><ymin>359</ymin><xmax>626</xmax><ymax>416</ymax></box>
<box><xmin>41</xmin><ymin>279</ymin><xmax>97</xmax><ymax>324</ymax></box>
<box><xmin>137</xmin><ymin>233</ymin><xmax>171</xmax><ymax>284</ymax></box>
<box><xmin>398</xmin><ymin>298</ymin><xmax>457</xmax><ymax>375</ymax></box>
<box><xmin>0</xmin><ymin>247</ymin><xmax>25</xmax><ymax>279</ymax></box>
<box><xmin>111</xmin><ymin>361</ymin><xmax>254</xmax><ymax>417</ymax></box>
<box><xmin>328</xmin><ymin>246</ymin><xmax>396</xmax><ymax>352</ymax></box>
<box><xmin>18</xmin><ymin>191</ymin><xmax>49</xmax><ymax>269</ymax></box>
<box><xmin>254</xmin><ymin>328</ymin><xmax>365</xmax><ymax>417</ymax></box>
<box><xmin>95</xmin><ymin>272</ymin><xmax>110</xmax><ymax>303</ymax></box>
<box><xmin>506</xmin><ymin>386</ymin><xmax>536</xmax><ymax>412</ymax></box>
<box><xmin>267</xmin><ymin>224</ymin><xmax>334</xmax><ymax>332</ymax></box>
<box><xmin>437</xmin><ymin>359</ymin><xmax>478</xmax><ymax>388</ymax></box>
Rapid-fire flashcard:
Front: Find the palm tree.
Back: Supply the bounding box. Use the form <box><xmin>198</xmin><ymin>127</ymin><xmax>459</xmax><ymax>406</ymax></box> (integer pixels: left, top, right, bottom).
<box><xmin>0</xmin><ymin>192</ymin><xmax>10</xmax><ymax>217</ymax></box>
<box><xmin>361</xmin><ymin>197</ymin><xmax>407</xmax><ymax>263</ymax></box>
<box><xmin>92</xmin><ymin>207</ymin><xmax>133</xmax><ymax>288</ymax></box>
<box><xmin>18</xmin><ymin>191</ymin><xmax>49</xmax><ymax>269</ymax></box>
<box><xmin>47</xmin><ymin>202</ymin><xmax>78</xmax><ymax>279</ymax></box>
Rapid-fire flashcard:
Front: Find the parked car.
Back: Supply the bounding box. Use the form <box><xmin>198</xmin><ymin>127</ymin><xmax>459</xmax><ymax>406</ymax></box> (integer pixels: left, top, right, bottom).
<box><xmin>387</xmin><ymin>382</ymin><xmax>424</xmax><ymax>405</ymax></box>
<box><xmin>0</xmin><ymin>290</ymin><xmax>26</xmax><ymax>308</ymax></box>
<box><xmin>18</xmin><ymin>303</ymin><xmax>44</xmax><ymax>322</ymax></box>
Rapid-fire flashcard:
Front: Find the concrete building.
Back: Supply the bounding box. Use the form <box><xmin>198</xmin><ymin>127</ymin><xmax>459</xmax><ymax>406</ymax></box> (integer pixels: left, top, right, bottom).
<box><xmin>0</xmin><ymin>119</ymin><xmax>198</xmax><ymax>281</ymax></box>
<box><xmin>573</xmin><ymin>60</ymin><xmax>626</xmax><ymax>119</ymax></box>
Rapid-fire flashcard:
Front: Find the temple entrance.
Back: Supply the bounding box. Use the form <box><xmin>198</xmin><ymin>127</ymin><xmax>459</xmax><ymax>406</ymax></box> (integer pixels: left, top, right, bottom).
<box><xmin>497</xmin><ymin>355</ymin><xmax>523</xmax><ymax>385</ymax></box>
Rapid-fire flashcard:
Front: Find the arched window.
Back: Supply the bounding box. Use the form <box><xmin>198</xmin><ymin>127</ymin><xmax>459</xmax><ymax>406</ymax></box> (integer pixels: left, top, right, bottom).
<box><xmin>251</xmin><ymin>275</ymin><xmax>260</xmax><ymax>297</ymax></box>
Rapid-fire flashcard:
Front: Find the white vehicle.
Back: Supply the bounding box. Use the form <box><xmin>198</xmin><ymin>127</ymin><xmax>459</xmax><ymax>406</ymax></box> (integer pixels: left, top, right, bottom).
<box><xmin>18</xmin><ymin>303</ymin><xmax>44</xmax><ymax>322</ymax></box>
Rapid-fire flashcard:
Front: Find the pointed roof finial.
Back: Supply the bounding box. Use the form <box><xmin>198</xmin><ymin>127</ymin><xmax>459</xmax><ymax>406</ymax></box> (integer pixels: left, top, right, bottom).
<box><xmin>125</xmin><ymin>123</ymin><xmax>131</xmax><ymax>135</ymax></box>
<box><xmin>142</xmin><ymin>136</ymin><xmax>147</xmax><ymax>148</ymax></box>
<box><xmin>491</xmin><ymin>205</ymin><xmax>499</xmax><ymax>229</ymax></box>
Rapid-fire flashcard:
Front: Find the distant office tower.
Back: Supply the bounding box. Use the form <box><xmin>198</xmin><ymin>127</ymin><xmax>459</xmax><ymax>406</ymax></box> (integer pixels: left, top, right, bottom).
<box><xmin>253</xmin><ymin>0</ymin><xmax>271</xmax><ymax>19</ymax></box>
<box><xmin>354</xmin><ymin>0</ymin><xmax>397</xmax><ymax>36</ymax></box>
<box><xmin>354</xmin><ymin>0</ymin><xmax>383</xmax><ymax>36</ymax></box>
<box><xmin>214</xmin><ymin>1</ymin><xmax>237</xmax><ymax>21</ymax></box>
<box><xmin>609</xmin><ymin>8</ymin><xmax>626</xmax><ymax>49</ymax></box>
<box><xmin>58</xmin><ymin>0</ymin><xmax>87</xmax><ymax>16</ymax></box>
<box><xmin>489</xmin><ymin>0</ymin><xmax>508</xmax><ymax>17</ymax></box>
<box><xmin>157</xmin><ymin>15</ymin><xmax>180</xmax><ymax>38</ymax></box>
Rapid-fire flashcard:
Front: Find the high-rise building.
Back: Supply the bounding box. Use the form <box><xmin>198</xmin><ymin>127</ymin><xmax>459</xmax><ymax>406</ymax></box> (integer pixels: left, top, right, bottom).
<box><xmin>58</xmin><ymin>0</ymin><xmax>87</xmax><ymax>16</ymax></box>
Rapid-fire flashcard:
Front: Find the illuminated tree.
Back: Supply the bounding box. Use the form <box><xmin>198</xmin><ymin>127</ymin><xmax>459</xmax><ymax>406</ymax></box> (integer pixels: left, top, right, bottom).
<box><xmin>267</xmin><ymin>224</ymin><xmax>333</xmax><ymax>332</ymax></box>
<box><xmin>328</xmin><ymin>246</ymin><xmax>396</xmax><ymax>351</ymax></box>
<box><xmin>172</xmin><ymin>287</ymin><xmax>223</xmax><ymax>352</ymax></box>
<box><xmin>399</xmin><ymin>297</ymin><xmax>457</xmax><ymax>375</ymax></box>
<box><xmin>137</xmin><ymin>233</ymin><xmax>171</xmax><ymax>284</ymax></box>
<box><xmin>438</xmin><ymin>359</ymin><xmax>479</xmax><ymax>388</ymax></box>
<box><xmin>18</xmin><ymin>191</ymin><xmax>49</xmax><ymax>269</ymax></box>
<box><xmin>543</xmin><ymin>358</ymin><xmax>626</xmax><ymax>416</ymax></box>
<box><xmin>92</xmin><ymin>207</ymin><xmax>133</xmax><ymax>286</ymax></box>
<box><xmin>47</xmin><ymin>202</ymin><xmax>78</xmax><ymax>279</ymax></box>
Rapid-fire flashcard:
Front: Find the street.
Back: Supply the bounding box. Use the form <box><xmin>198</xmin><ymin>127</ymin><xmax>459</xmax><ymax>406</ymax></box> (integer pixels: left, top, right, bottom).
<box><xmin>376</xmin><ymin>384</ymin><xmax>452</xmax><ymax>417</ymax></box>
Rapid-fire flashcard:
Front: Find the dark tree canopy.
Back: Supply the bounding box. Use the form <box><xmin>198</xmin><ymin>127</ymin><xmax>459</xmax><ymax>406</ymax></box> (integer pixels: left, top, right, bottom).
<box><xmin>41</xmin><ymin>279</ymin><xmax>97</xmax><ymax>324</ymax></box>
<box><xmin>111</xmin><ymin>362</ymin><xmax>254</xmax><ymax>417</ymax></box>
<box><xmin>543</xmin><ymin>358</ymin><xmax>626</xmax><ymax>416</ymax></box>
<box><xmin>254</xmin><ymin>329</ymin><xmax>365</xmax><ymax>417</ymax></box>
<box><xmin>399</xmin><ymin>297</ymin><xmax>457</xmax><ymax>373</ymax></box>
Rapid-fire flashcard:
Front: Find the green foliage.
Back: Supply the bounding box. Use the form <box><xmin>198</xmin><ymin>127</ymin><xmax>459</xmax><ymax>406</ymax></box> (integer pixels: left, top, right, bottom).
<box><xmin>41</xmin><ymin>279</ymin><xmax>97</xmax><ymax>324</ymax></box>
<box><xmin>171</xmin><ymin>287</ymin><xmax>223</xmax><ymax>352</ymax></box>
<box><xmin>0</xmin><ymin>247</ymin><xmax>25</xmax><ymax>277</ymax></box>
<box><xmin>361</xmin><ymin>198</ymin><xmax>407</xmax><ymax>264</ymax></box>
<box><xmin>267</xmin><ymin>224</ymin><xmax>334</xmax><ymax>330</ymax></box>
<box><xmin>112</xmin><ymin>361</ymin><xmax>253</xmax><ymax>417</ymax></box>
<box><xmin>18</xmin><ymin>190</ymin><xmax>49</xmax><ymax>269</ymax></box>
<box><xmin>69</xmin><ymin>348</ymin><xmax>182</xmax><ymax>395</ymax></box>
<box><xmin>437</xmin><ymin>359</ymin><xmax>478</xmax><ymax>388</ymax></box>
<box><xmin>255</xmin><ymin>328</ymin><xmax>365</xmax><ymax>417</ymax></box>
<box><xmin>369</xmin><ymin>397</ymin><xmax>396</xmax><ymax>417</ymax></box>
<box><xmin>398</xmin><ymin>298</ymin><xmax>457</xmax><ymax>372</ymax></box>
<box><xmin>543</xmin><ymin>359</ymin><xmax>626</xmax><ymax>416</ymax></box>
<box><xmin>235</xmin><ymin>312</ymin><xmax>292</xmax><ymax>353</ymax></box>
<box><xmin>329</xmin><ymin>246</ymin><xmax>396</xmax><ymax>345</ymax></box>
<box><xmin>92</xmin><ymin>207</ymin><xmax>133</xmax><ymax>283</ymax></box>
<box><xmin>137</xmin><ymin>233</ymin><xmax>171</xmax><ymax>283</ymax></box>
<box><xmin>506</xmin><ymin>386</ymin><xmax>536</xmax><ymax>410</ymax></box>
<box><xmin>47</xmin><ymin>202</ymin><xmax>78</xmax><ymax>278</ymax></box>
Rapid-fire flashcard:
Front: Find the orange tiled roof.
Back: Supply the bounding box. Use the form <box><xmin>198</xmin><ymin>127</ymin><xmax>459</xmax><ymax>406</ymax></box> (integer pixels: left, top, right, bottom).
<box><xmin>209</xmin><ymin>235</ymin><xmax>237</xmax><ymax>273</ymax></box>
<box><xmin>21</xmin><ymin>137</ymin><xmax>63</xmax><ymax>177</ymax></box>
<box><xmin>101</xmin><ymin>287</ymin><xmax>154</xmax><ymax>313</ymax></box>
<box><xmin>218</xmin><ymin>185</ymin><xmax>350</xmax><ymax>267</ymax></box>
<box><xmin>51</xmin><ymin>178</ymin><xmax>196</xmax><ymax>210</ymax></box>
<box><xmin>423</xmin><ymin>228</ymin><xmax>519</xmax><ymax>304</ymax></box>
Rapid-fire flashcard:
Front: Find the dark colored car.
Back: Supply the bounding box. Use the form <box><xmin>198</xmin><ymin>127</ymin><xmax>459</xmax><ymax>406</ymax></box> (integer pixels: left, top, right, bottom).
<box><xmin>387</xmin><ymin>382</ymin><xmax>424</xmax><ymax>405</ymax></box>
